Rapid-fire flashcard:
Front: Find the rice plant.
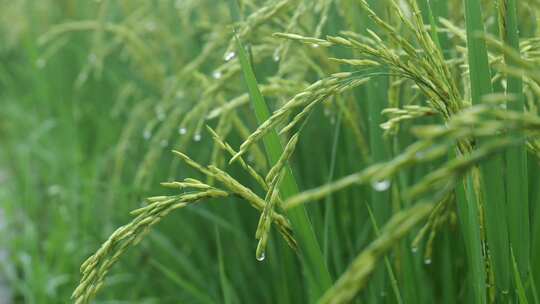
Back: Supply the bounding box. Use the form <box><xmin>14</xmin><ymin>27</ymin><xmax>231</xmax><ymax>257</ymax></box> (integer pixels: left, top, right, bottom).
<box><xmin>2</xmin><ymin>0</ymin><xmax>540</xmax><ymax>303</ymax></box>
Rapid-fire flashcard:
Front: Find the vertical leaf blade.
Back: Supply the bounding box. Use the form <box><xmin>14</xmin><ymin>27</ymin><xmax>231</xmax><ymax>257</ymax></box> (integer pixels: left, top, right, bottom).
<box><xmin>234</xmin><ymin>35</ymin><xmax>333</xmax><ymax>300</ymax></box>
<box><xmin>464</xmin><ymin>0</ymin><xmax>510</xmax><ymax>298</ymax></box>
<box><xmin>499</xmin><ymin>0</ymin><xmax>530</xmax><ymax>285</ymax></box>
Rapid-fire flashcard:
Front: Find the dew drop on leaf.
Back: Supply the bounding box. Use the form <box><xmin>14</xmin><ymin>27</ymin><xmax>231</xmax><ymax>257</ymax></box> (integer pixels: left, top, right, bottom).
<box><xmin>371</xmin><ymin>180</ymin><xmax>391</xmax><ymax>192</ymax></box>
<box><xmin>256</xmin><ymin>251</ymin><xmax>265</xmax><ymax>261</ymax></box>
<box><xmin>224</xmin><ymin>51</ymin><xmax>236</xmax><ymax>62</ymax></box>
<box><xmin>212</xmin><ymin>71</ymin><xmax>222</xmax><ymax>79</ymax></box>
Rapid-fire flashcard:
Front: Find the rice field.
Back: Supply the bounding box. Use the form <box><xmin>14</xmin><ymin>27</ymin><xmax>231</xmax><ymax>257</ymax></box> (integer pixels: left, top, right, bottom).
<box><xmin>1</xmin><ymin>0</ymin><xmax>540</xmax><ymax>303</ymax></box>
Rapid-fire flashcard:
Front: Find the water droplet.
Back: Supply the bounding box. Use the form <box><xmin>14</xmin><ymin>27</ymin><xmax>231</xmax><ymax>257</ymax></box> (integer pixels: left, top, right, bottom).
<box><xmin>212</xmin><ymin>71</ymin><xmax>222</xmax><ymax>79</ymax></box>
<box><xmin>273</xmin><ymin>52</ymin><xmax>280</xmax><ymax>62</ymax></box>
<box><xmin>193</xmin><ymin>134</ymin><xmax>202</xmax><ymax>142</ymax></box>
<box><xmin>145</xmin><ymin>21</ymin><xmax>157</xmax><ymax>32</ymax></box>
<box><xmin>502</xmin><ymin>290</ymin><xmax>509</xmax><ymax>295</ymax></box>
<box><xmin>371</xmin><ymin>180</ymin><xmax>391</xmax><ymax>192</ymax></box>
<box><xmin>36</xmin><ymin>58</ymin><xmax>46</xmax><ymax>69</ymax></box>
<box><xmin>178</xmin><ymin>127</ymin><xmax>187</xmax><ymax>135</ymax></box>
<box><xmin>47</xmin><ymin>184</ymin><xmax>62</xmax><ymax>196</ymax></box>
<box><xmin>256</xmin><ymin>251</ymin><xmax>266</xmax><ymax>261</ymax></box>
<box><xmin>311</xmin><ymin>43</ymin><xmax>320</xmax><ymax>48</ymax></box>
<box><xmin>156</xmin><ymin>108</ymin><xmax>166</xmax><ymax>121</ymax></box>
<box><xmin>424</xmin><ymin>258</ymin><xmax>432</xmax><ymax>265</ymax></box>
<box><xmin>224</xmin><ymin>51</ymin><xmax>236</xmax><ymax>62</ymax></box>
<box><xmin>88</xmin><ymin>53</ymin><xmax>97</xmax><ymax>64</ymax></box>
<box><xmin>160</xmin><ymin>139</ymin><xmax>168</xmax><ymax>147</ymax></box>
<box><xmin>411</xmin><ymin>246</ymin><xmax>418</xmax><ymax>253</ymax></box>
<box><xmin>143</xmin><ymin>130</ymin><xmax>152</xmax><ymax>140</ymax></box>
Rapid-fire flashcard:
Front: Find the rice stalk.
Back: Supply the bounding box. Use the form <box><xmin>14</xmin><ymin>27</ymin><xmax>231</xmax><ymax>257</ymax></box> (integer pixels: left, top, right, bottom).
<box><xmin>498</xmin><ymin>0</ymin><xmax>530</xmax><ymax>286</ymax></box>
<box><xmin>464</xmin><ymin>0</ymin><xmax>510</xmax><ymax>299</ymax></box>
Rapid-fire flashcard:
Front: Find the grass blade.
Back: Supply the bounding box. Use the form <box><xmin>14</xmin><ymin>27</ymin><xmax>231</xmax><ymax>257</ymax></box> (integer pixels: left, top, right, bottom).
<box><xmin>318</xmin><ymin>203</ymin><xmax>434</xmax><ymax>304</ymax></box>
<box><xmin>216</xmin><ymin>228</ymin><xmax>236</xmax><ymax>304</ymax></box>
<box><xmin>234</xmin><ymin>34</ymin><xmax>333</xmax><ymax>300</ymax></box>
<box><xmin>512</xmin><ymin>248</ymin><xmax>529</xmax><ymax>304</ymax></box>
<box><xmin>366</xmin><ymin>204</ymin><xmax>403</xmax><ymax>304</ymax></box>
<box><xmin>464</xmin><ymin>0</ymin><xmax>511</xmax><ymax>299</ymax></box>
<box><xmin>498</xmin><ymin>0</ymin><xmax>530</xmax><ymax>285</ymax></box>
<box><xmin>150</xmin><ymin>259</ymin><xmax>215</xmax><ymax>304</ymax></box>
<box><xmin>365</xmin><ymin>1</ymin><xmax>392</xmax><ymax>300</ymax></box>
<box><xmin>455</xmin><ymin>172</ymin><xmax>487</xmax><ymax>304</ymax></box>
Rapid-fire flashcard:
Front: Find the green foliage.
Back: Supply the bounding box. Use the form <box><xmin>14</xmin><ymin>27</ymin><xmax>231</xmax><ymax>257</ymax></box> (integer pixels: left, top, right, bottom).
<box><xmin>2</xmin><ymin>0</ymin><xmax>540</xmax><ymax>303</ymax></box>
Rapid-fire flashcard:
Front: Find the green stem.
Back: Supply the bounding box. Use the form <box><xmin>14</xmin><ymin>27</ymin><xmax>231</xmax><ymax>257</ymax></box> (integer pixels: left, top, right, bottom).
<box><xmin>365</xmin><ymin>1</ymin><xmax>392</xmax><ymax>300</ymax></box>
<box><xmin>464</xmin><ymin>0</ymin><xmax>510</xmax><ymax>299</ymax></box>
<box><xmin>499</xmin><ymin>0</ymin><xmax>530</xmax><ymax>284</ymax></box>
<box><xmin>455</xmin><ymin>175</ymin><xmax>487</xmax><ymax>304</ymax></box>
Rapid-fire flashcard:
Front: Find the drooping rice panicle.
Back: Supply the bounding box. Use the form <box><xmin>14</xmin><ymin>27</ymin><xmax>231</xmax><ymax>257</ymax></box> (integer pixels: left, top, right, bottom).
<box><xmin>73</xmin><ymin>189</ymin><xmax>229</xmax><ymax>304</ymax></box>
<box><xmin>207</xmin><ymin>125</ymin><xmax>268</xmax><ymax>190</ymax></box>
<box><xmin>234</xmin><ymin>31</ymin><xmax>332</xmax><ymax>298</ymax></box>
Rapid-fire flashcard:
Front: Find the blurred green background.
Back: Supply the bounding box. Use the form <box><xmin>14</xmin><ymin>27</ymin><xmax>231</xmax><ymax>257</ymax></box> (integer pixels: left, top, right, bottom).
<box><xmin>0</xmin><ymin>1</ymin><xmax>372</xmax><ymax>303</ymax></box>
<box><xmin>6</xmin><ymin>0</ymin><xmax>537</xmax><ymax>303</ymax></box>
